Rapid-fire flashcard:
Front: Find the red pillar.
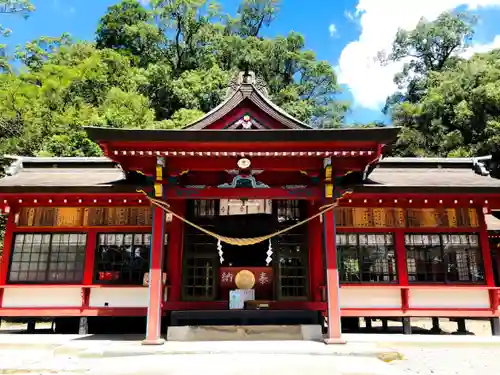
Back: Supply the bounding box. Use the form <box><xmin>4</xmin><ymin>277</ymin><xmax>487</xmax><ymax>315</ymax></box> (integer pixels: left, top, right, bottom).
<box><xmin>143</xmin><ymin>204</ymin><xmax>166</xmax><ymax>345</ymax></box>
<box><xmin>0</xmin><ymin>209</ymin><xmax>15</xmax><ymax>309</ymax></box>
<box><xmin>323</xmin><ymin>207</ymin><xmax>344</xmax><ymax>343</ymax></box>
<box><xmin>308</xmin><ymin>202</ymin><xmax>324</xmax><ymax>302</ymax></box>
<box><xmin>479</xmin><ymin>211</ymin><xmax>495</xmax><ymax>287</ymax></box>
<box><xmin>395</xmin><ymin>230</ymin><xmax>410</xmax><ymax>311</ymax></box>
<box><xmin>167</xmin><ymin>200</ymin><xmax>185</xmax><ymax>302</ymax></box>
<box><xmin>395</xmin><ymin>230</ymin><xmax>408</xmax><ymax>286</ymax></box>
<box><xmin>83</xmin><ymin>229</ymin><xmax>97</xmax><ymax>285</ymax></box>
<box><xmin>0</xmin><ymin>209</ymin><xmax>16</xmax><ymax>285</ymax></box>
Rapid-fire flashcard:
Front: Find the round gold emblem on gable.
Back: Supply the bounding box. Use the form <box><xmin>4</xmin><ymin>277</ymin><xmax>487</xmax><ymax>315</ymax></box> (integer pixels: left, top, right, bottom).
<box><xmin>237</xmin><ymin>158</ymin><xmax>251</xmax><ymax>169</ymax></box>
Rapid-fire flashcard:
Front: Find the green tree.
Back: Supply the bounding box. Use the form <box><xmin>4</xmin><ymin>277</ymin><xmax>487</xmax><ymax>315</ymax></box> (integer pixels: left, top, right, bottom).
<box><xmin>96</xmin><ymin>0</ymin><xmax>163</xmax><ymax>68</ymax></box>
<box><xmin>383</xmin><ymin>11</ymin><xmax>476</xmax><ymax>114</ymax></box>
<box><xmin>15</xmin><ymin>33</ymin><xmax>72</xmax><ymax>71</ymax></box>
<box><xmin>382</xmin><ymin>11</ymin><xmax>490</xmax><ymax>156</ymax></box>
<box><xmin>228</xmin><ymin>0</ymin><xmax>280</xmax><ymax>37</ymax></box>
<box><xmin>0</xmin><ymin>0</ymin><xmax>349</xmax><ymax>160</ymax></box>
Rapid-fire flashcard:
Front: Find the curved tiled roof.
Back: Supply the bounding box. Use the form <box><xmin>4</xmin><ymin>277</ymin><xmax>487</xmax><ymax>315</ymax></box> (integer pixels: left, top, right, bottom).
<box><xmin>183</xmin><ymin>72</ymin><xmax>312</xmax><ymax>130</ymax></box>
<box><xmin>0</xmin><ymin>156</ymin><xmax>499</xmax><ymax>194</ymax></box>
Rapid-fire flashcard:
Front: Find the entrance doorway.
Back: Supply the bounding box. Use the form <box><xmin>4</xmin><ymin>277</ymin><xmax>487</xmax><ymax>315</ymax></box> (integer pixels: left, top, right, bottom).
<box><xmin>217</xmin><ymin>213</ymin><xmax>273</xmax><ymax>267</ymax></box>
<box><xmin>181</xmin><ymin>199</ymin><xmax>309</xmax><ymax>302</ymax></box>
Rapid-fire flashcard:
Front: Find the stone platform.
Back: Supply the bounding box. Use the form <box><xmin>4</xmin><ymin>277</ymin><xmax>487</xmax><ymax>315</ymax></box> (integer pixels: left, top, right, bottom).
<box><xmin>166</xmin><ymin>324</ymin><xmax>323</xmax><ymax>341</ymax></box>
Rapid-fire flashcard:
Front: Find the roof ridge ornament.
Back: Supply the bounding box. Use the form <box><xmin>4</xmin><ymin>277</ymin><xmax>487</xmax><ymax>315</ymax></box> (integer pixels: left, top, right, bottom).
<box><xmin>225</xmin><ymin>71</ymin><xmax>269</xmax><ymax>99</ymax></box>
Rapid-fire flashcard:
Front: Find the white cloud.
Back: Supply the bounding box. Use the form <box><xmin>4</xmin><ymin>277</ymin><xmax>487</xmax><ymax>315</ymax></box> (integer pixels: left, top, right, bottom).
<box><xmin>461</xmin><ymin>34</ymin><xmax>500</xmax><ymax>57</ymax></box>
<box><xmin>329</xmin><ymin>23</ymin><xmax>337</xmax><ymax>37</ymax></box>
<box><xmin>337</xmin><ymin>0</ymin><xmax>500</xmax><ymax>110</ymax></box>
<box><xmin>344</xmin><ymin>10</ymin><xmax>355</xmax><ymax>21</ymax></box>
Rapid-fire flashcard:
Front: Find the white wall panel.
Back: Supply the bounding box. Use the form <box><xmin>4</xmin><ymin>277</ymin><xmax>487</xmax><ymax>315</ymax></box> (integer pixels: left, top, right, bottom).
<box><xmin>409</xmin><ymin>289</ymin><xmax>489</xmax><ymax>309</ymax></box>
<box><xmin>340</xmin><ymin>287</ymin><xmax>401</xmax><ymax>308</ymax></box>
<box><xmin>89</xmin><ymin>287</ymin><xmax>148</xmax><ymax>308</ymax></box>
<box><xmin>2</xmin><ymin>287</ymin><xmax>82</xmax><ymax>307</ymax></box>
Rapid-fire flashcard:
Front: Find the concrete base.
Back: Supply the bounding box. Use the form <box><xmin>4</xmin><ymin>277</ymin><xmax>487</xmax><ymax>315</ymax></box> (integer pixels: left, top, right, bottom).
<box><xmin>166</xmin><ymin>325</ymin><xmax>323</xmax><ymax>342</ymax></box>
<box><xmin>141</xmin><ymin>338</ymin><xmax>165</xmax><ymax>345</ymax></box>
<box><xmin>78</xmin><ymin>317</ymin><xmax>88</xmax><ymax>335</ymax></box>
<box><xmin>324</xmin><ymin>337</ymin><xmax>347</xmax><ymax>345</ymax></box>
<box><xmin>491</xmin><ymin>317</ymin><xmax>500</xmax><ymax>336</ymax></box>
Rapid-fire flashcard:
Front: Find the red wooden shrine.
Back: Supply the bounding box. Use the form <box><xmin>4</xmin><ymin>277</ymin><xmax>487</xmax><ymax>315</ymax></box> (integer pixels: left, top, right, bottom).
<box><xmin>1</xmin><ymin>71</ymin><xmax>500</xmax><ymax>343</ymax></box>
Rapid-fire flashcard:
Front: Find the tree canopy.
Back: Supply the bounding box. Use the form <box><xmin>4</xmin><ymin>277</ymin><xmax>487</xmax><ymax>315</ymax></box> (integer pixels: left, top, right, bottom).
<box><xmin>383</xmin><ymin>11</ymin><xmax>500</xmax><ymax>157</ymax></box>
<box><xmin>0</xmin><ymin>2</ymin><xmax>498</xmax><ymax>159</ymax></box>
<box><xmin>0</xmin><ymin>0</ymin><xmax>349</xmax><ymax>158</ymax></box>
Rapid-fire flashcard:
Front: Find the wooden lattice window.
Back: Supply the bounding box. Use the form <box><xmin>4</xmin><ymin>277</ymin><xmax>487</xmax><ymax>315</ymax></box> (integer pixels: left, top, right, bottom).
<box><xmin>9</xmin><ymin>233</ymin><xmax>86</xmax><ymax>283</ymax></box>
<box><xmin>275</xmin><ymin>200</ymin><xmax>308</xmax><ymax>299</ymax></box>
<box><xmin>94</xmin><ymin>233</ymin><xmax>154</xmax><ymax>285</ymax></box>
<box><xmin>182</xmin><ymin>200</ymin><xmax>219</xmax><ymax>300</ymax></box>
<box><xmin>337</xmin><ymin>233</ymin><xmax>397</xmax><ymax>283</ymax></box>
<box><xmin>406</xmin><ymin>233</ymin><xmax>484</xmax><ymax>283</ymax></box>
<box><xmin>183</xmin><ymin>257</ymin><xmax>216</xmax><ymax>299</ymax></box>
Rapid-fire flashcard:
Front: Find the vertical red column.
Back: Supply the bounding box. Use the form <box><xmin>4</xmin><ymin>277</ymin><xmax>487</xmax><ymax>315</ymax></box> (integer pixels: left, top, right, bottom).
<box><xmin>143</xmin><ymin>205</ymin><xmax>165</xmax><ymax>345</ymax></box>
<box><xmin>167</xmin><ymin>200</ymin><xmax>185</xmax><ymax>302</ymax></box>
<box><xmin>83</xmin><ymin>230</ymin><xmax>97</xmax><ymax>285</ymax></box>
<box><xmin>323</xmin><ymin>208</ymin><xmax>344</xmax><ymax>344</ymax></box>
<box><xmin>395</xmin><ymin>230</ymin><xmax>409</xmax><ymax>311</ymax></box>
<box><xmin>479</xmin><ymin>211</ymin><xmax>495</xmax><ymax>287</ymax></box>
<box><xmin>395</xmin><ymin>231</ymin><xmax>408</xmax><ymax>286</ymax></box>
<box><xmin>0</xmin><ymin>209</ymin><xmax>16</xmax><ymax>285</ymax></box>
<box><xmin>0</xmin><ymin>209</ymin><xmax>15</xmax><ymax>308</ymax></box>
<box><xmin>323</xmin><ymin>158</ymin><xmax>344</xmax><ymax>344</ymax></box>
<box><xmin>143</xmin><ymin>157</ymin><xmax>166</xmax><ymax>345</ymax></box>
<box><xmin>308</xmin><ymin>202</ymin><xmax>324</xmax><ymax>302</ymax></box>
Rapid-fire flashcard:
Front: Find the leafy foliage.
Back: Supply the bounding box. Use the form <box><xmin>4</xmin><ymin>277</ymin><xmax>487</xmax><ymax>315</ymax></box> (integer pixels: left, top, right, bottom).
<box><xmin>0</xmin><ymin>0</ymin><xmax>348</xmax><ymax>159</ymax></box>
<box><xmin>383</xmin><ymin>11</ymin><xmax>500</xmax><ymax>157</ymax></box>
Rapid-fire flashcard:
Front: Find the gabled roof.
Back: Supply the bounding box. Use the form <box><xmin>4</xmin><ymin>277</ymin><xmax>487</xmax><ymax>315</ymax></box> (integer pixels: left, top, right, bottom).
<box><xmin>0</xmin><ymin>156</ymin><xmax>498</xmax><ymax>194</ymax></box>
<box><xmin>183</xmin><ymin>71</ymin><xmax>312</xmax><ymax>130</ymax></box>
<box><xmin>0</xmin><ymin>156</ymin><xmax>137</xmax><ymax>193</ymax></box>
<box><xmin>360</xmin><ymin>156</ymin><xmax>500</xmax><ymax>194</ymax></box>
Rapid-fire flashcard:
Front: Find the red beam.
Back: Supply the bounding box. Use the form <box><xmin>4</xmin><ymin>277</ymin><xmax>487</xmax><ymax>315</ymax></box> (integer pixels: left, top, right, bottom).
<box><xmin>12</xmin><ymin>226</ymin><xmax>152</xmax><ymax>233</ymax></box>
<box><xmin>108</xmin><ymin>141</ymin><xmax>380</xmax><ymax>152</ymax></box>
<box><xmin>348</xmin><ymin>193</ymin><xmax>500</xmax><ymax>204</ymax></box>
<box><xmin>338</xmin><ymin>227</ymin><xmax>481</xmax><ymax>234</ymax></box>
<box><xmin>166</xmin><ymin>157</ymin><xmax>323</xmax><ymax>172</ymax></box>
<box><xmin>161</xmin><ymin>301</ymin><xmax>327</xmax><ymax>311</ymax></box>
<box><xmin>0</xmin><ymin>307</ymin><xmax>148</xmax><ymax>317</ymax></box>
<box><xmin>165</xmin><ymin>187</ymin><xmax>322</xmax><ymax>200</ymax></box>
<box><xmin>341</xmin><ymin>308</ymin><xmax>499</xmax><ymax>317</ymax></box>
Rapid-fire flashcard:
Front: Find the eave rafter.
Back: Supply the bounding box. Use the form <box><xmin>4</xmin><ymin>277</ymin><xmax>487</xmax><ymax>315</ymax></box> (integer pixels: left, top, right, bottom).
<box><xmin>111</xmin><ymin>150</ymin><xmax>376</xmax><ymax>158</ymax></box>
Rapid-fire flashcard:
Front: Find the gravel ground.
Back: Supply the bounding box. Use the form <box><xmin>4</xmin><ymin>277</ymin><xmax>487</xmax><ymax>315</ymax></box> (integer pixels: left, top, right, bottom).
<box><xmin>1</xmin><ymin>318</ymin><xmax>499</xmax><ymax>375</ymax></box>
<box><xmin>388</xmin><ymin>347</ymin><xmax>500</xmax><ymax>375</ymax></box>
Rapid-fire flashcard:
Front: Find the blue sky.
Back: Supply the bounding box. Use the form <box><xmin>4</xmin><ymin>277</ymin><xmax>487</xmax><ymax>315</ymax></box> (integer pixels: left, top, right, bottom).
<box><xmin>4</xmin><ymin>0</ymin><xmax>500</xmax><ymax>124</ymax></box>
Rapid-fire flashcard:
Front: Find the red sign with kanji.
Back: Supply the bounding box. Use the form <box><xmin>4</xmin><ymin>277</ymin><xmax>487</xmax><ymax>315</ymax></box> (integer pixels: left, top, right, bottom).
<box><xmin>219</xmin><ymin>267</ymin><xmax>273</xmax><ymax>300</ymax></box>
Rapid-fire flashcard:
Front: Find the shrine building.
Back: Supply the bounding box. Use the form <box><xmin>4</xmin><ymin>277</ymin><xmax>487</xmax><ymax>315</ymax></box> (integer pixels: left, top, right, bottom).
<box><xmin>0</xmin><ymin>71</ymin><xmax>500</xmax><ymax>344</ymax></box>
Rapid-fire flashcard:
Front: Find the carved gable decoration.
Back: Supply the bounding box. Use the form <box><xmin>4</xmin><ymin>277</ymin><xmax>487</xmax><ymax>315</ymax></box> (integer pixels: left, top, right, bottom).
<box><xmin>183</xmin><ymin>71</ymin><xmax>311</xmax><ymax>130</ymax></box>
<box><xmin>225</xmin><ymin>114</ymin><xmax>269</xmax><ymax>129</ymax></box>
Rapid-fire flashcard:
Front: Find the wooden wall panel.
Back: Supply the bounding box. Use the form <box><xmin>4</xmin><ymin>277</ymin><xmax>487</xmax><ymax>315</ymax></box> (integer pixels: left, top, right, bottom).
<box><xmin>335</xmin><ymin>207</ymin><xmax>478</xmax><ymax>228</ymax></box>
<box><xmin>335</xmin><ymin>207</ymin><xmax>405</xmax><ymax>228</ymax></box>
<box><xmin>18</xmin><ymin>207</ymin><xmax>152</xmax><ymax>227</ymax></box>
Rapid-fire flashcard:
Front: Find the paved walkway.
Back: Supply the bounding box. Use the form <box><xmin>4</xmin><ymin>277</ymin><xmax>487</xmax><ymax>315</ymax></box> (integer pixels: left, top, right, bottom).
<box><xmin>1</xmin><ymin>334</ymin><xmax>500</xmax><ymax>375</ymax></box>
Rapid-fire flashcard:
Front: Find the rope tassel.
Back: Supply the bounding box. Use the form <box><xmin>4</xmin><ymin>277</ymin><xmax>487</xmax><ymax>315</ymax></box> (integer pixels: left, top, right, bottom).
<box><xmin>137</xmin><ymin>189</ymin><xmax>351</xmax><ymax>246</ymax></box>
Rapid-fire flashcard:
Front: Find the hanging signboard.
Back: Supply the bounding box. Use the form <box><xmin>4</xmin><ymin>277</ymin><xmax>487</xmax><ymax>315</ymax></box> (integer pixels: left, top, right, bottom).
<box><xmin>219</xmin><ymin>199</ymin><xmax>272</xmax><ymax>216</ymax></box>
<box><xmin>219</xmin><ymin>267</ymin><xmax>273</xmax><ymax>300</ymax></box>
